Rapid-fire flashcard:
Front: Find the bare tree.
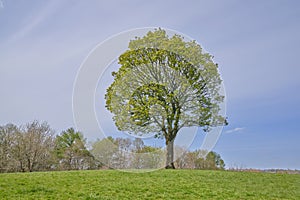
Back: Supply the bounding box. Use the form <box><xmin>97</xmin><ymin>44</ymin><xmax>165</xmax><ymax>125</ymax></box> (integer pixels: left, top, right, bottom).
<box><xmin>1</xmin><ymin>121</ymin><xmax>55</xmax><ymax>172</ymax></box>
<box><xmin>18</xmin><ymin>121</ymin><xmax>55</xmax><ymax>172</ymax></box>
<box><xmin>175</xmin><ymin>150</ymin><xmax>225</xmax><ymax>170</ymax></box>
<box><xmin>0</xmin><ymin>124</ymin><xmax>19</xmax><ymax>172</ymax></box>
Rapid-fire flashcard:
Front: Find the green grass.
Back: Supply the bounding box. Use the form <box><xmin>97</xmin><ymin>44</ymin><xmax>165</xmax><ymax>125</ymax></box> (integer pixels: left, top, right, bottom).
<box><xmin>0</xmin><ymin>170</ymin><xmax>299</xmax><ymax>199</ymax></box>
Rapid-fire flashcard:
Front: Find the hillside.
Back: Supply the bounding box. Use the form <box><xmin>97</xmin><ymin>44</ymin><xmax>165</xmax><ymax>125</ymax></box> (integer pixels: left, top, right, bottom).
<box><xmin>0</xmin><ymin>170</ymin><xmax>299</xmax><ymax>199</ymax></box>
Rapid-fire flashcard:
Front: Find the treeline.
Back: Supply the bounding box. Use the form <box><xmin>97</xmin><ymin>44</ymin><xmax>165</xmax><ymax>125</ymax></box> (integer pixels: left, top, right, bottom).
<box><xmin>0</xmin><ymin>121</ymin><xmax>225</xmax><ymax>173</ymax></box>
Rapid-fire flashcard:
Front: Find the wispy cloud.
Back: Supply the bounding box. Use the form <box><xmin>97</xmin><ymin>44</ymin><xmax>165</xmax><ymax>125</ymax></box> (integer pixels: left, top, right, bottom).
<box><xmin>225</xmin><ymin>127</ymin><xmax>245</xmax><ymax>134</ymax></box>
<box><xmin>0</xmin><ymin>0</ymin><xmax>4</xmax><ymax>8</ymax></box>
<box><xmin>7</xmin><ymin>0</ymin><xmax>62</xmax><ymax>43</ymax></box>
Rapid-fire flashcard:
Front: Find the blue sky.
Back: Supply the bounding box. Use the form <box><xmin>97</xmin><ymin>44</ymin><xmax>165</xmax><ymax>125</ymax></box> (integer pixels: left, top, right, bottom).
<box><xmin>1</xmin><ymin>0</ymin><xmax>300</xmax><ymax>169</ymax></box>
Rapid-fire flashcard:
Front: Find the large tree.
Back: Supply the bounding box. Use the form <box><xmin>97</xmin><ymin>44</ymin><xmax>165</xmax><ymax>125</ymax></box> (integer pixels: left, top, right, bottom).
<box><xmin>105</xmin><ymin>29</ymin><xmax>227</xmax><ymax>169</ymax></box>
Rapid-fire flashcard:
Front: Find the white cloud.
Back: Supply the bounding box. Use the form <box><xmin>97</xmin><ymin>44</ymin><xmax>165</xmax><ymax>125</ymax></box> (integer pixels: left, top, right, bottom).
<box><xmin>6</xmin><ymin>0</ymin><xmax>62</xmax><ymax>44</ymax></box>
<box><xmin>225</xmin><ymin>127</ymin><xmax>245</xmax><ymax>134</ymax></box>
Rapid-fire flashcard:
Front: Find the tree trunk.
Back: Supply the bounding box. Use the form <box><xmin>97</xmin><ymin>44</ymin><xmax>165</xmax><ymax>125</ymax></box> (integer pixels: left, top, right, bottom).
<box><xmin>27</xmin><ymin>158</ymin><xmax>32</xmax><ymax>172</ymax></box>
<box><xmin>165</xmin><ymin>139</ymin><xmax>175</xmax><ymax>169</ymax></box>
<box><xmin>20</xmin><ymin>161</ymin><xmax>25</xmax><ymax>172</ymax></box>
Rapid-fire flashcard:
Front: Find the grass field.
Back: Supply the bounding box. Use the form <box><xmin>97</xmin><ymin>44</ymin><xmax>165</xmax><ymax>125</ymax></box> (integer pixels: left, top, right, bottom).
<box><xmin>0</xmin><ymin>170</ymin><xmax>299</xmax><ymax>199</ymax></box>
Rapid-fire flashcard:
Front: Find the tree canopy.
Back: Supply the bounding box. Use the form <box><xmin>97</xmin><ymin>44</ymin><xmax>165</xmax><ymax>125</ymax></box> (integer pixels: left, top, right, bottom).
<box><xmin>105</xmin><ymin>29</ymin><xmax>227</xmax><ymax>168</ymax></box>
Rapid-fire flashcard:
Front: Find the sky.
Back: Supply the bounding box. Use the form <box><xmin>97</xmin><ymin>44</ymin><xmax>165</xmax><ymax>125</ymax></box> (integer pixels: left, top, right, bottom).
<box><xmin>1</xmin><ymin>0</ymin><xmax>300</xmax><ymax>169</ymax></box>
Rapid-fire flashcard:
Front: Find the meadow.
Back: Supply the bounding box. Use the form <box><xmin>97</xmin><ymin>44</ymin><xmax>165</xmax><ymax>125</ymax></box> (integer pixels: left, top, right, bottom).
<box><xmin>0</xmin><ymin>169</ymin><xmax>299</xmax><ymax>199</ymax></box>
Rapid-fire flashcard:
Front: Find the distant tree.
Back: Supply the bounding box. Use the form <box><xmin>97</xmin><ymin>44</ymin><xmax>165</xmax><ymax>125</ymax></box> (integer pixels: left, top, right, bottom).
<box><xmin>199</xmin><ymin>151</ymin><xmax>225</xmax><ymax>170</ymax></box>
<box><xmin>132</xmin><ymin>138</ymin><xmax>144</xmax><ymax>152</ymax></box>
<box><xmin>0</xmin><ymin>124</ymin><xmax>19</xmax><ymax>172</ymax></box>
<box><xmin>175</xmin><ymin>149</ymin><xmax>199</xmax><ymax>169</ymax></box>
<box><xmin>105</xmin><ymin>29</ymin><xmax>227</xmax><ymax>169</ymax></box>
<box><xmin>9</xmin><ymin>121</ymin><xmax>55</xmax><ymax>172</ymax></box>
<box><xmin>55</xmin><ymin>128</ymin><xmax>93</xmax><ymax>170</ymax></box>
<box><xmin>131</xmin><ymin>138</ymin><xmax>145</xmax><ymax>169</ymax></box>
<box><xmin>132</xmin><ymin>145</ymin><xmax>164</xmax><ymax>169</ymax></box>
<box><xmin>91</xmin><ymin>137</ymin><xmax>118</xmax><ymax>169</ymax></box>
<box><xmin>23</xmin><ymin>121</ymin><xmax>55</xmax><ymax>172</ymax></box>
<box><xmin>11</xmin><ymin>127</ymin><xmax>26</xmax><ymax>172</ymax></box>
<box><xmin>114</xmin><ymin>138</ymin><xmax>132</xmax><ymax>169</ymax></box>
<box><xmin>91</xmin><ymin>137</ymin><xmax>165</xmax><ymax>169</ymax></box>
<box><xmin>176</xmin><ymin>149</ymin><xmax>225</xmax><ymax>170</ymax></box>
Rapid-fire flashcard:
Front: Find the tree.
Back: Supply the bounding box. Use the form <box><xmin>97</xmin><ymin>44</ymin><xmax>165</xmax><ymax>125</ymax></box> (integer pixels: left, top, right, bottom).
<box><xmin>200</xmin><ymin>151</ymin><xmax>225</xmax><ymax>170</ymax></box>
<box><xmin>9</xmin><ymin>121</ymin><xmax>55</xmax><ymax>172</ymax></box>
<box><xmin>91</xmin><ymin>137</ymin><xmax>164</xmax><ymax>169</ymax></box>
<box><xmin>0</xmin><ymin>124</ymin><xmax>19</xmax><ymax>172</ymax></box>
<box><xmin>175</xmin><ymin>150</ymin><xmax>225</xmax><ymax>170</ymax></box>
<box><xmin>105</xmin><ymin>29</ymin><xmax>227</xmax><ymax>169</ymax></box>
<box><xmin>133</xmin><ymin>145</ymin><xmax>164</xmax><ymax>169</ymax></box>
<box><xmin>23</xmin><ymin>121</ymin><xmax>55</xmax><ymax>172</ymax></box>
<box><xmin>55</xmin><ymin>128</ymin><xmax>93</xmax><ymax>170</ymax></box>
<box><xmin>11</xmin><ymin>127</ymin><xmax>27</xmax><ymax>172</ymax></box>
<box><xmin>175</xmin><ymin>147</ymin><xmax>199</xmax><ymax>169</ymax></box>
<box><xmin>91</xmin><ymin>137</ymin><xmax>118</xmax><ymax>169</ymax></box>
